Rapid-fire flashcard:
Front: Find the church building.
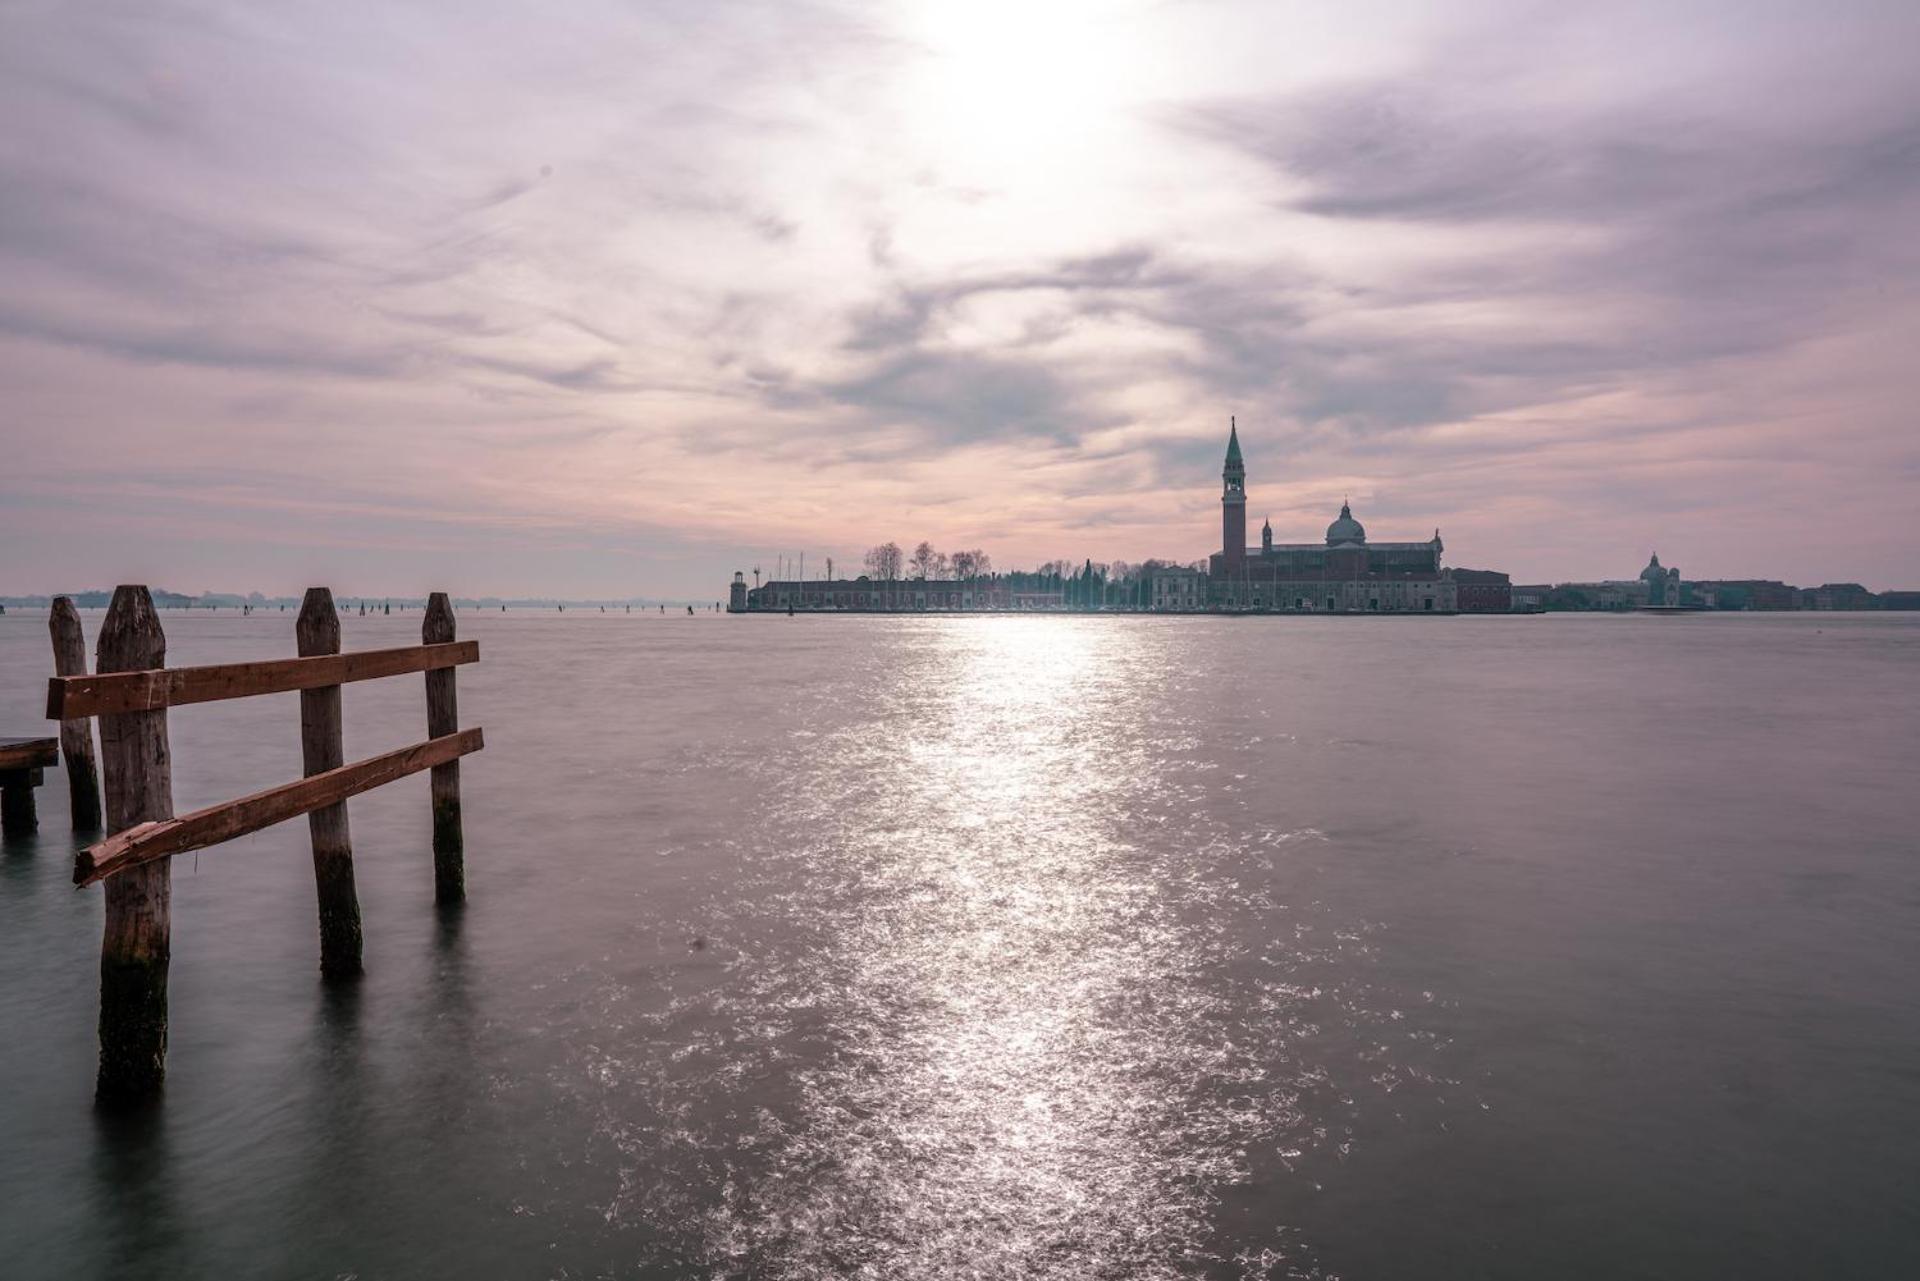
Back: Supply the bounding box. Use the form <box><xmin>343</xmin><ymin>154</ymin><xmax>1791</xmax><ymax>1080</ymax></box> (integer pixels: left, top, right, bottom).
<box><xmin>1197</xmin><ymin>421</ymin><xmax>1458</xmax><ymax>612</ymax></box>
<box><xmin>1639</xmin><ymin>553</ymin><xmax>1682</xmax><ymax>607</ymax></box>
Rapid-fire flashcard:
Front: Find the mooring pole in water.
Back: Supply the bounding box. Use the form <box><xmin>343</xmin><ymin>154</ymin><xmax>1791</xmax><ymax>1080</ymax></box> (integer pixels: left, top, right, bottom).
<box><xmin>49</xmin><ymin>597</ymin><xmax>103</xmax><ymax>831</ymax></box>
<box><xmin>48</xmin><ymin>587</ymin><xmax>487</xmax><ymax>1104</ymax></box>
<box><xmin>0</xmin><ymin>756</ymin><xmax>43</xmax><ymax>834</ymax></box>
<box><xmin>95</xmin><ymin>585</ymin><xmax>174</xmax><ymax>1105</ymax></box>
<box><xmin>297</xmin><ymin>588</ymin><xmax>363</xmax><ymax>977</ymax></box>
<box><xmin>423</xmin><ymin>592</ymin><xmax>465</xmax><ymax>904</ymax></box>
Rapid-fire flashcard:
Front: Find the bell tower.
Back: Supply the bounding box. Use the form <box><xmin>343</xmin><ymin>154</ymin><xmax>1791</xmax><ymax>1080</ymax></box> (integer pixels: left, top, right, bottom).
<box><xmin>1222</xmin><ymin>417</ymin><xmax>1246</xmax><ymax>573</ymax></box>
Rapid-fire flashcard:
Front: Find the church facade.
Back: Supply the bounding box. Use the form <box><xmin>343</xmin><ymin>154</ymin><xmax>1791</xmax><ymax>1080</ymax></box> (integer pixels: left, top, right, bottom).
<box><xmin>1639</xmin><ymin>553</ymin><xmax>1682</xmax><ymax>606</ymax></box>
<box><xmin>1188</xmin><ymin>421</ymin><xmax>1458</xmax><ymax>613</ymax></box>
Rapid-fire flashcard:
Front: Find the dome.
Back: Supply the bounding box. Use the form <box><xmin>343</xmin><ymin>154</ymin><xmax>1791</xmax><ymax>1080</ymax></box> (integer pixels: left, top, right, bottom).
<box><xmin>1325</xmin><ymin>501</ymin><xmax>1367</xmax><ymax>545</ymax></box>
<box><xmin>1640</xmin><ymin>553</ymin><xmax>1666</xmax><ymax>583</ymax></box>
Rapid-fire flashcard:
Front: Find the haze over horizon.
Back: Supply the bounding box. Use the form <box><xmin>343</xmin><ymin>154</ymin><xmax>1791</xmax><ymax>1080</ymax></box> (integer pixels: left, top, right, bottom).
<box><xmin>4</xmin><ymin>1</ymin><xmax>1918</xmax><ymax>597</ymax></box>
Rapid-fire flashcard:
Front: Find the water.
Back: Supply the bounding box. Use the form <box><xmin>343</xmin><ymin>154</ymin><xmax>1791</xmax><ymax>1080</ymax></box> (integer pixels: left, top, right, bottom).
<box><xmin>0</xmin><ymin>609</ymin><xmax>1916</xmax><ymax>1279</ymax></box>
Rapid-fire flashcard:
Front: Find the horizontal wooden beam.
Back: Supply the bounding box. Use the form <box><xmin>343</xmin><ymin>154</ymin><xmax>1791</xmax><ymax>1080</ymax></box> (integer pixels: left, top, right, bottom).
<box><xmin>76</xmin><ymin>727</ymin><xmax>484</xmax><ymax>887</ymax></box>
<box><xmin>47</xmin><ymin>641</ymin><xmax>479</xmax><ymax>720</ymax></box>
<box><xmin>0</xmin><ymin>736</ymin><xmax>59</xmax><ymax>771</ymax></box>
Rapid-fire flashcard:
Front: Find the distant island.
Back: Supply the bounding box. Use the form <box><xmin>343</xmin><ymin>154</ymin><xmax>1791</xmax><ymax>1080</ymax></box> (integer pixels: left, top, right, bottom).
<box><xmin>0</xmin><ymin>591</ymin><xmax>713</xmax><ymax>612</ymax></box>
<box><xmin>729</xmin><ymin>422</ymin><xmax>1919</xmax><ymax>615</ymax></box>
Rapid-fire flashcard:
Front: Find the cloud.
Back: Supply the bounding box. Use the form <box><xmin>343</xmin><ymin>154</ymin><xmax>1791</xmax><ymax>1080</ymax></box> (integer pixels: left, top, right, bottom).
<box><xmin>1152</xmin><ymin>32</ymin><xmax>1920</xmax><ymax>477</ymax></box>
<box><xmin>1</xmin><ymin>1</ymin><xmax>1917</xmax><ymax>593</ymax></box>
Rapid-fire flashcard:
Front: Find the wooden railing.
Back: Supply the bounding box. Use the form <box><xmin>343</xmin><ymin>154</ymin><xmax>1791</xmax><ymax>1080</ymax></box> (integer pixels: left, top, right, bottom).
<box><xmin>49</xmin><ymin>585</ymin><xmax>485</xmax><ymax>1106</ymax></box>
<box><xmin>47</xmin><ymin>641</ymin><xmax>477</xmax><ymax>718</ymax></box>
<box><xmin>75</xmin><ymin>728</ymin><xmax>483</xmax><ymax>887</ymax></box>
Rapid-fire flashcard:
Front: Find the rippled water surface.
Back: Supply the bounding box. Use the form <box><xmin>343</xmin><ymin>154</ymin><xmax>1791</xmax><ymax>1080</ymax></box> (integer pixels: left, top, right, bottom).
<box><xmin>1</xmin><ymin>610</ymin><xmax>1916</xmax><ymax>1279</ymax></box>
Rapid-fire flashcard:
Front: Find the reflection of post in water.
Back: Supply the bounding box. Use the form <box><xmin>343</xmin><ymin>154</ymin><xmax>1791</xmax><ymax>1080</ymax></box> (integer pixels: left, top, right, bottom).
<box><xmin>435</xmin><ymin>898</ymin><xmax>468</xmax><ymax>959</ymax></box>
<box><xmin>312</xmin><ymin>977</ymin><xmax>367</xmax><ymax>1119</ymax></box>
<box><xmin>418</xmin><ymin>900</ymin><xmax>478</xmax><ymax>1128</ymax></box>
<box><xmin>286</xmin><ymin>967</ymin><xmax>372</xmax><ymax>1275</ymax></box>
<box><xmin>316</xmin><ymin>978</ymin><xmax>366</xmax><ymax>1069</ymax></box>
<box><xmin>89</xmin><ymin>1103</ymin><xmax>187</xmax><ymax>1275</ymax></box>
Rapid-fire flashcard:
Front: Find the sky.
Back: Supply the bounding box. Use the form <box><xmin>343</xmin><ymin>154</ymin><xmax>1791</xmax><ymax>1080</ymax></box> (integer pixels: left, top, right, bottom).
<box><xmin>3</xmin><ymin>0</ymin><xmax>1918</xmax><ymax>597</ymax></box>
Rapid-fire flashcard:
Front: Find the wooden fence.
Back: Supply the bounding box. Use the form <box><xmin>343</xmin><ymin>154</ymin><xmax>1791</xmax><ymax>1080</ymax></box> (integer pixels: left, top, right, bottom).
<box><xmin>47</xmin><ymin>585</ymin><xmax>484</xmax><ymax>1106</ymax></box>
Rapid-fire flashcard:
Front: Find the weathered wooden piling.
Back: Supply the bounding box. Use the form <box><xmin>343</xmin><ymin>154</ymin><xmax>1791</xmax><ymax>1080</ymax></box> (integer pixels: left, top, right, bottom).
<box><xmin>0</xmin><ymin>772</ymin><xmax>33</xmax><ymax>833</ymax></box>
<box><xmin>423</xmin><ymin>592</ymin><xmax>464</xmax><ymax>904</ymax></box>
<box><xmin>95</xmin><ymin>586</ymin><xmax>174</xmax><ymax>1105</ymax></box>
<box><xmin>0</xmin><ymin>737</ymin><xmax>56</xmax><ymax>835</ymax></box>
<box><xmin>297</xmin><ymin>588</ymin><xmax>363</xmax><ymax>977</ymax></box>
<box><xmin>49</xmin><ymin>597</ymin><xmax>103</xmax><ymax>831</ymax></box>
<box><xmin>48</xmin><ymin>586</ymin><xmax>485</xmax><ymax>1103</ymax></box>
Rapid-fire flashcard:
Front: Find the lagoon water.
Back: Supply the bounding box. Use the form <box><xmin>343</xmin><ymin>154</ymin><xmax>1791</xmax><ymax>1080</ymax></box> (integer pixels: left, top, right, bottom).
<box><xmin>0</xmin><ymin>609</ymin><xmax>1916</xmax><ymax>1280</ymax></box>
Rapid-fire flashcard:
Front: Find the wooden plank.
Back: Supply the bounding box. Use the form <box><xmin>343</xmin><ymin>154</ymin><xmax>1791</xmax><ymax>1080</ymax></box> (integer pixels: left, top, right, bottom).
<box><xmin>76</xmin><ymin>728</ymin><xmax>485</xmax><ymax>887</ymax></box>
<box><xmin>0</xmin><ymin>737</ymin><xmax>59</xmax><ymax>770</ymax></box>
<box><xmin>47</xmin><ymin>641</ymin><xmax>479</xmax><ymax>719</ymax></box>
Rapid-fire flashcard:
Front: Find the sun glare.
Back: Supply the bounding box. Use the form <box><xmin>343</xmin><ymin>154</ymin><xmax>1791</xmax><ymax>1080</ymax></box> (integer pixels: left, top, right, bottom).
<box><xmin>895</xmin><ymin>0</ymin><xmax>1150</xmax><ymax>187</ymax></box>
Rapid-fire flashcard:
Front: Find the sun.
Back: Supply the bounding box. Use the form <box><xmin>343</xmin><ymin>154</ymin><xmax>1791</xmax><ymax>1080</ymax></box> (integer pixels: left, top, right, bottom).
<box><xmin>892</xmin><ymin>0</ymin><xmax>1151</xmax><ymax>187</ymax></box>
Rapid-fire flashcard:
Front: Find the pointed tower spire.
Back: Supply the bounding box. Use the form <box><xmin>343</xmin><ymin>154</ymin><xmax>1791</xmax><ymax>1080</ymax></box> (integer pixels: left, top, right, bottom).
<box><xmin>1221</xmin><ymin>416</ymin><xmax>1247</xmax><ymax>572</ymax></box>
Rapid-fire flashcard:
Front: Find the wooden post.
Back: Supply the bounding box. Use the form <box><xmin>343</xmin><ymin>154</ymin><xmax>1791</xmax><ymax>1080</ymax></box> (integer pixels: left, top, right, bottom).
<box><xmin>423</xmin><ymin>592</ymin><xmax>464</xmax><ymax>904</ymax></box>
<box><xmin>1</xmin><ymin>740</ymin><xmax>57</xmax><ymax>833</ymax></box>
<box><xmin>0</xmin><ymin>773</ymin><xmax>34</xmax><ymax>833</ymax></box>
<box><xmin>50</xmin><ymin>597</ymin><xmax>104</xmax><ymax>831</ymax></box>
<box><xmin>95</xmin><ymin>586</ymin><xmax>174</xmax><ymax>1105</ymax></box>
<box><xmin>297</xmin><ymin>588</ymin><xmax>363</xmax><ymax>977</ymax></box>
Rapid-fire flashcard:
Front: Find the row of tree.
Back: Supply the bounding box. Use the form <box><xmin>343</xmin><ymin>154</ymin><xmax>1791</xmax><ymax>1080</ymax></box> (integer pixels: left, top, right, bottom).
<box><xmin>851</xmin><ymin>544</ymin><xmax>1214</xmax><ymax>609</ymax></box>
<box><xmin>863</xmin><ymin>542</ymin><xmax>995</xmax><ymax>582</ymax></box>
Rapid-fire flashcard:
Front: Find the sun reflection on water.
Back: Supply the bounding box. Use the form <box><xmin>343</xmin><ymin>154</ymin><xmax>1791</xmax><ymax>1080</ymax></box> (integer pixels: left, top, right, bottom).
<box><xmin>572</xmin><ymin>619</ymin><xmax>1430</xmax><ymax>1277</ymax></box>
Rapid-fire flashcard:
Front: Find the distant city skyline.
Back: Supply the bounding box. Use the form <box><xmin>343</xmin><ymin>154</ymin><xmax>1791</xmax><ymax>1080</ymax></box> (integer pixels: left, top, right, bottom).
<box><xmin>4</xmin><ymin>2</ymin><xmax>1918</xmax><ymax>596</ymax></box>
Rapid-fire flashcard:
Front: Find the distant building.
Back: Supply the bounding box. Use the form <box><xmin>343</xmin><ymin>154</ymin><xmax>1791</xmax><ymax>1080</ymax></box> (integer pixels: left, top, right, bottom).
<box><xmin>1451</xmin><ymin>568</ymin><xmax>1513</xmax><ymax>613</ymax></box>
<box><xmin>1803</xmin><ymin>583</ymin><xmax>1877</xmax><ymax>611</ymax></box>
<box><xmin>1540</xmin><ymin>582</ymin><xmax>1643</xmax><ymax>611</ymax></box>
<box><xmin>1691</xmin><ymin>580</ymin><xmax>1799</xmax><ymax>611</ymax></box>
<box><xmin>1640</xmin><ymin>553</ymin><xmax>1682</xmax><ymax>606</ymax></box>
<box><xmin>1880</xmin><ymin>591</ymin><xmax>1920</xmax><ymax>611</ymax></box>
<box><xmin>1198</xmin><ymin>422</ymin><xmax>1460</xmax><ymax>613</ymax></box>
<box><xmin>1149</xmin><ymin>566</ymin><xmax>1207</xmax><ymax>611</ymax></box>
